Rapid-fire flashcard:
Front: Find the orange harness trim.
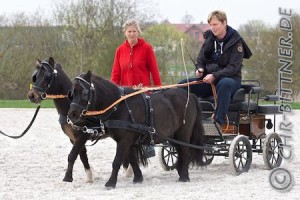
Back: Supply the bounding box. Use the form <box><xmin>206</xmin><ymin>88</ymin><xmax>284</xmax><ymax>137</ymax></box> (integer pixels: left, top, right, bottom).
<box><xmin>43</xmin><ymin>94</ymin><xmax>68</xmax><ymax>99</ymax></box>
<box><xmin>84</xmin><ymin>80</ymin><xmax>217</xmax><ymax>116</ymax></box>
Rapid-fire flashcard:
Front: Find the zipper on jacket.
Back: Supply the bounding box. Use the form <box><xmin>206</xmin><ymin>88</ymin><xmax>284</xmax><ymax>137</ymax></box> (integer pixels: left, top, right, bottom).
<box><xmin>130</xmin><ymin>47</ymin><xmax>133</xmax><ymax>67</ymax></box>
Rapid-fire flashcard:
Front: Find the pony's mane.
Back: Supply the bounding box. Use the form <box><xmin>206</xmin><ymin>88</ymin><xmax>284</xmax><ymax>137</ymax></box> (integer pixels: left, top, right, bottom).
<box><xmin>54</xmin><ymin>63</ymin><xmax>70</xmax><ymax>81</ymax></box>
<box><xmin>82</xmin><ymin>71</ymin><xmax>121</xmax><ymax>99</ymax></box>
<box><xmin>79</xmin><ymin>71</ymin><xmax>137</xmax><ymax>102</ymax></box>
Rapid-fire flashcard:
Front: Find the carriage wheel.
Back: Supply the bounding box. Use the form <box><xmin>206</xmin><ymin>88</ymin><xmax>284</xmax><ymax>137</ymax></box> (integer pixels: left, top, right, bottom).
<box><xmin>158</xmin><ymin>144</ymin><xmax>178</xmax><ymax>171</ymax></box>
<box><xmin>263</xmin><ymin>132</ymin><xmax>283</xmax><ymax>169</ymax></box>
<box><xmin>229</xmin><ymin>135</ymin><xmax>252</xmax><ymax>175</ymax></box>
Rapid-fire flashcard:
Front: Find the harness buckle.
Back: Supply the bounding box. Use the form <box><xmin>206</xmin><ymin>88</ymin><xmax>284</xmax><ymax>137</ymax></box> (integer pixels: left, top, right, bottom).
<box><xmin>99</xmin><ymin>120</ymin><xmax>105</xmax><ymax>135</ymax></box>
<box><xmin>83</xmin><ymin>126</ymin><xmax>99</xmax><ymax>136</ymax></box>
<box><xmin>41</xmin><ymin>93</ymin><xmax>47</xmax><ymax>100</ymax></box>
<box><xmin>148</xmin><ymin>127</ymin><xmax>156</xmax><ymax>134</ymax></box>
<box><xmin>148</xmin><ymin>127</ymin><xmax>156</xmax><ymax>146</ymax></box>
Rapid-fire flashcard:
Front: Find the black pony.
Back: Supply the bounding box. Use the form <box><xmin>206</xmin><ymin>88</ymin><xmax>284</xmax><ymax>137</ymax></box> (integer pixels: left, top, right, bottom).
<box><xmin>67</xmin><ymin>71</ymin><xmax>205</xmax><ymax>188</ymax></box>
<box><xmin>27</xmin><ymin>57</ymin><xmax>96</xmax><ymax>183</ymax></box>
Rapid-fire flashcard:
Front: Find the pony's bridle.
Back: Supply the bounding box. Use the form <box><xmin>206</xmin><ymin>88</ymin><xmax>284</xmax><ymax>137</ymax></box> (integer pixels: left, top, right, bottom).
<box><xmin>32</xmin><ymin>60</ymin><xmax>57</xmax><ymax>99</ymax></box>
<box><xmin>69</xmin><ymin>76</ymin><xmax>95</xmax><ymax>116</ymax></box>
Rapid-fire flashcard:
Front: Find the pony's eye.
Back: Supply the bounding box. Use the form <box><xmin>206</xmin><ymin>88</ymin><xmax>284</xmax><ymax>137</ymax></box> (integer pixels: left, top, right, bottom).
<box><xmin>68</xmin><ymin>89</ymin><xmax>74</xmax><ymax>101</ymax></box>
<box><xmin>44</xmin><ymin>71</ymin><xmax>52</xmax><ymax>82</ymax></box>
<box><xmin>82</xmin><ymin>89</ymin><xmax>89</xmax><ymax>101</ymax></box>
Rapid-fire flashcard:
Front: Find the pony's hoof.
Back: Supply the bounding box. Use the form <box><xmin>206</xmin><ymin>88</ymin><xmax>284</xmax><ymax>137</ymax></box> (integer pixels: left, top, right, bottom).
<box><xmin>133</xmin><ymin>176</ymin><xmax>143</xmax><ymax>183</ymax></box>
<box><xmin>105</xmin><ymin>181</ymin><xmax>116</xmax><ymax>189</ymax></box>
<box><xmin>178</xmin><ymin>177</ymin><xmax>190</xmax><ymax>182</ymax></box>
<box><xmin>63</xmin><ymin>177</ymin><xmax>73</xmax><ymax>182</ymax></box>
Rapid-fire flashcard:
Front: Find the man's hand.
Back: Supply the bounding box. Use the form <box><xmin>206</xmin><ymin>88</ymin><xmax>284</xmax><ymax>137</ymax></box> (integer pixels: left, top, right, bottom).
<box><xmin>203</xmin><ymin>74</ymin><xmax>215</xmax><ymax>84</ymax></box>
<box><xmin>195</xmin><ymin>68</ymin><xmax>204</xmax><ymax>78</ymax></box>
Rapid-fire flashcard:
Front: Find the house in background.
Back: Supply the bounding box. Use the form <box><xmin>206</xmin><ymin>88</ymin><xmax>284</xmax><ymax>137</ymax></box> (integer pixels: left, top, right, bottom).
<box><xmin>163</xmin><ymin>20</ymin><xmax>210</xmax><ymax>45</ymax></box>
<box><xmin>173</xmin><ymin>22</ymin><xmax>210</xmax><ymax>44</ymax></box>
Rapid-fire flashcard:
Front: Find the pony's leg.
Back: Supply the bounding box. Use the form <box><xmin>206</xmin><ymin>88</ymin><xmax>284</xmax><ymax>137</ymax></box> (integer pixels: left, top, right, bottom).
<box><xmin>128</xmin><ymin>147</ymin><xmax>143</xmax><ymax>183</ymax></box>
<box><xmin>63</xmin><ymin>125</ymin><xmax>94</xmax><ymax>182</ymax></box>
<box><xmin>79</xmin><ymin>147</ymin><xmax>94</xmax><ymax>183</ymax></box>
<box><xmin>124</xmin><ymin>164</ymin><xmax>133</xmax><ymax>177</ymax></box>
<box><xmin>63</xmin><ymin>133</ymin><xmax>89</xmax><ymax>182</ymax></box>
<box><xmin>61</xmin><ymin>124</ymin><xmax>93</xmax><ymax>182</ymax></box>
<box><xmin>177</xmin><ymin>146</ymin><xmax>190</xmax><ymax>182</ymax></box>
<box><xmin>122</xmin><ymin>158</ymin><xmax>130</xmax><ymax>169</ymax></box>
<box><xmin>105</xmin><ymin>141</ymin><xmax>130</xmax><ymax>188</ymax></box>
<box><xmin>176</xmin><ymin>147</ymin><xmax>184</xmax><ymax>178</ymax></box>
<box><xmin>122</xmin><ymin>157</ymin><xmax>133</xmax><ymax>178</ymax></box>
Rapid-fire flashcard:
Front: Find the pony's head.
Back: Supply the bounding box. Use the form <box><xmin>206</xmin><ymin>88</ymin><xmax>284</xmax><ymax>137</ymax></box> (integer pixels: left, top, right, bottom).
<box><xmin>67</xmin><ymin>70</ymin><xmax>121</xmax><ymax>125</ymax></box>
<box><xmin>67</xmin><ymin>71</ymin><xmax>96</xmax><ymax>125</ymax></box>
<box><xmin>28</xmin><ymin>57</ymin><xmax>57</xmax><ymax>103</ymax></box>
<box><xmin>27</xmin><ymin>57</ymin><xmax>70</xmax><ymax>104</ymax></box>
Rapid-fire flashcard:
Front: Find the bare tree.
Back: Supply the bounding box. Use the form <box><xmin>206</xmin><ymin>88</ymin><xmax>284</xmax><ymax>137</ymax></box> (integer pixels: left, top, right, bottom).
<box><xmin>181</xmin><ymin>12</ymin><xmax>195</xmax><ymax>25</ymax></box>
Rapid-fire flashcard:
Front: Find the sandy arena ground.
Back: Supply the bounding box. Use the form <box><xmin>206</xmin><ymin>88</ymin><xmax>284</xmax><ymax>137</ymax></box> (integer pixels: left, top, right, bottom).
<box><xmin>0</xmin><ymin>108</ymin><xmax>299</xmax><ymax>200</ymax></box>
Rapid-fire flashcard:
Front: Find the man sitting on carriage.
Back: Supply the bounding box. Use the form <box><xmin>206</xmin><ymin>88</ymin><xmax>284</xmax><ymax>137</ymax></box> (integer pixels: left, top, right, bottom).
<box><xmin>179</xmin><ymin>10</ymin><xmax>252</xmax><ymax>129</ymax></box>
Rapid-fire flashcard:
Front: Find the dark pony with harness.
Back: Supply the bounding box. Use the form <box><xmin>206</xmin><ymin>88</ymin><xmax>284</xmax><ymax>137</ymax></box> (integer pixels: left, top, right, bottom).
<box><xmin>27</xmin><ymin>57</ymin><xmax>96</xmax><ymax>183</ymax></box>
<box><xmin>67</xmin><ymin>70</ymin><xmax>205</xmax><ymax>188</ymax></box>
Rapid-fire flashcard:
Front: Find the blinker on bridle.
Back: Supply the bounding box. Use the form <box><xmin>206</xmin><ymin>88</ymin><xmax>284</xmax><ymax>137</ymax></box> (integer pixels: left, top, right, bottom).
<box><xmin>69</xmin><ymin>76</ymin><xmax>95</xmax><ymax>116</ymax></box>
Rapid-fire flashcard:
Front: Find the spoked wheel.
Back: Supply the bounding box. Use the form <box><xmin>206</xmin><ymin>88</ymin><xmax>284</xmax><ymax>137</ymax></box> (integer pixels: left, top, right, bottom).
<box><xmin>159</xmin><ymin>144</ymin><xmax>178</xmax><ymax>171</ymax></box>
<box><xmin>229</xmin><ymin>135</ymin><xmax>252</xmax><ymax>175</ymax></box>
<box><xmin>263</xmin><ymin>132</ymin><xmax>283</xmax><ymax>169</ymax></box>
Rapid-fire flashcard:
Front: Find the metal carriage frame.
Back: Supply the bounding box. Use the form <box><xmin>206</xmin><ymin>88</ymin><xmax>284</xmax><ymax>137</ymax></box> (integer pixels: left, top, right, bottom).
<box><xmin>159</xmin><ymin>80</ymin><xmax>283</xmax><ymax>174</ymax></box>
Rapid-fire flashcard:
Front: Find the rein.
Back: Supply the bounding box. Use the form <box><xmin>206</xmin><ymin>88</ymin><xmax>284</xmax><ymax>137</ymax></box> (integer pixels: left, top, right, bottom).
<box><xmin>0</xmin><ymin>105</ymin><xmax>41</xmax><ymax>139</ymax></box>
<box><xmin>84</xmin><ymin>80</ymin><xmax>213</xmax><ymax>116</ymax></box>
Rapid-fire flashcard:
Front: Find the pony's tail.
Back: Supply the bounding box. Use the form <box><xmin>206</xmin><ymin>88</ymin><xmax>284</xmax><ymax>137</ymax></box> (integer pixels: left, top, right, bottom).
<box><xmin>190</xmin><ymin>96</ymin><xmax>205</xmax><ymax>166</ymax></box>
<box><xmin>135</xmin><ymin>145</ymin><xmax>149</xmax><ymax>167</ymax></box>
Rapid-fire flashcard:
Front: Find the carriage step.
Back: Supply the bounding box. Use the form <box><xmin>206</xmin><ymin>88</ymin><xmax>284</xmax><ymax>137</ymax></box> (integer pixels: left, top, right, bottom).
<box><xmin>202</xmin><ymin>120</ymin><xmax>220</xmax><ymax>136</ymax></box>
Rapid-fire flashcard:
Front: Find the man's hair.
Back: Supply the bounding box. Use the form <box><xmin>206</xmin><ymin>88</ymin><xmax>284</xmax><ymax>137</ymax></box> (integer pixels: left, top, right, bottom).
<box><xmin>207</xmin><ymin>10</ymin><xmax>227</xmax><ymax>24</ymax></box>
<box><xmin>122</xmin><ymin>19</ymin><xmax>143</xmax><ymax>34</ymax></box>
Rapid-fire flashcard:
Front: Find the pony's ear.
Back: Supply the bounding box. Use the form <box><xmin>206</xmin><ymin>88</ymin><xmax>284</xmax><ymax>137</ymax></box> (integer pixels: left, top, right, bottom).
<box><xmin>48</xmin><ymin>57</ymin><xmax>55</xmax><ymax>67</ymax></box>
<box><xmin>86</xmin><ymin>70</ymin><xmax>92</xmax><ymax>80</ymax></box>
<box><xmin>36</xmin><ymin>59</ymin><xmax>42</xmax><ymax>67</ymax></box>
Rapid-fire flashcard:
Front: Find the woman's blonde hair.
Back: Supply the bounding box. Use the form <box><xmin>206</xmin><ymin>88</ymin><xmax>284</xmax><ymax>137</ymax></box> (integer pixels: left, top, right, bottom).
<box><xmin>123</xmin><ymin>19</ymin><xmax>143</xmax><ymax>34</ymax></box>
<box><xmin>207</xmin><ymin>10</ymin><xmax>227</xmax><ymax>24</ymax></box>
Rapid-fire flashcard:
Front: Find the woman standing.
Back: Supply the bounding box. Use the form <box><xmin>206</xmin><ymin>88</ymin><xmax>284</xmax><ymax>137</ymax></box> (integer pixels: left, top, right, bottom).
<box><xmin>111</xmin><ymin>19</ymin><xmax>162</xmax><ymax>87</ymax></box>
<box><xmin>111</xmin><ymin>19</ymin><xmax>161</xmax><ymax>164</ymax></box>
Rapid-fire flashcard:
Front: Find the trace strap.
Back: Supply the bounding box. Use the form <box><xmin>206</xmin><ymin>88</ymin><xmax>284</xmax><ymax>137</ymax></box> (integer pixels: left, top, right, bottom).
<box><xmin>0</xmin><ymin>105</ymin><xmax>41</xmax><ymax>139</ymax></box>
<box><xmin>154</xmin><ymin>132</ymin><xmax>215</xmax><ymax>151</ymax></box>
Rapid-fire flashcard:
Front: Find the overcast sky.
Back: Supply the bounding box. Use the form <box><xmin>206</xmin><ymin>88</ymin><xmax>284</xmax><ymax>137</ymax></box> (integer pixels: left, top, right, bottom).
<box><xmin>0</xmin><ymin>0</ymin><xmax>298</xmax><ymax>28</ymax></box>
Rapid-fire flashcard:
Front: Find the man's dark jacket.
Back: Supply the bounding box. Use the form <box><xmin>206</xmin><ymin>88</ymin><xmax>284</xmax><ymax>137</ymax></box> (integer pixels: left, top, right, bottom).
<box><xmin>197</xmin><ymin>26</ymin><xmax>252</xmax><ymax>82</ymax></box>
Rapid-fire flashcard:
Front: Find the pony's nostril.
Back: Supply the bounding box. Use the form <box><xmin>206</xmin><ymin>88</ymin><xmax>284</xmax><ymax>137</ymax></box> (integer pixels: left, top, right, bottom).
<box><xmin>27</xmin><ymin>92</ymin><xmax>33</xmax><ymax>99</ymax></box>
<box><xmin>27</xmin><ymin>93</ymin><xmax>36</xmax><ymax>101</ymax></box>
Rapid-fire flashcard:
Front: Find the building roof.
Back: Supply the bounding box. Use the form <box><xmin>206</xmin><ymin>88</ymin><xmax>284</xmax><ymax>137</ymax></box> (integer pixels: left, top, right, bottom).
<box><xmin>173</xmin><ymin>23</ymin><xmax>210</xmax><ymax>34</ymax></box>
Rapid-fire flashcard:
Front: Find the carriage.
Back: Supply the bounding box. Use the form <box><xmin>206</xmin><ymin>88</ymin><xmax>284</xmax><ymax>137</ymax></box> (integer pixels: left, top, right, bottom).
<box><xmin>159</xmin><ymin>80</ymin><xmax>283</xmax><ymax>174</ymax></box>
<box><xmin>66</xmin><ymin>71</ymin><xmax>284</xmax><ymax>188</ymax></box>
